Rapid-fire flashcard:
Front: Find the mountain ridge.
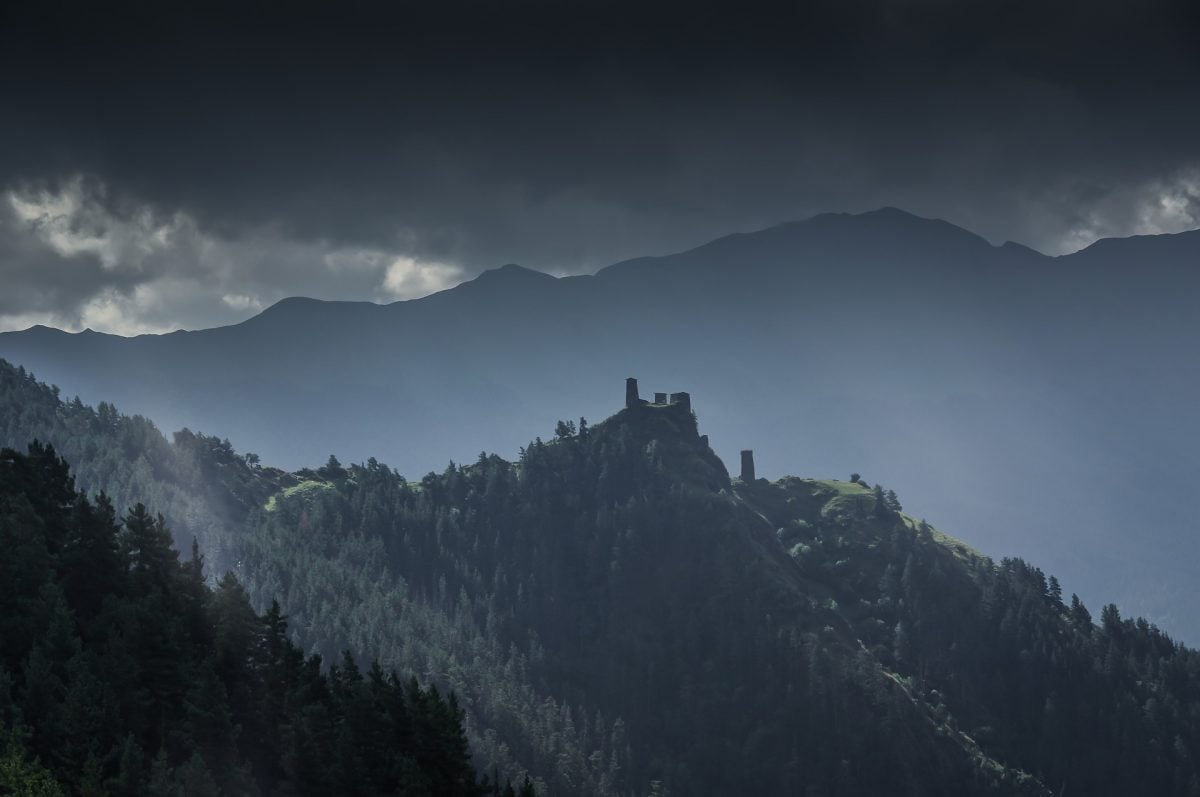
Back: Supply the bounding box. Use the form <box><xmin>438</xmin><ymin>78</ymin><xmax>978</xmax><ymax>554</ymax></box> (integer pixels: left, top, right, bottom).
<box><xmin>3</xmin><ymin>207</ymin><xmax>1200</xmax><ymax>646</ymax></box>
<box><xmin>14</xmin><ymin>207</ymin><xmax>1200</xmax><ymax>342</ymax></box>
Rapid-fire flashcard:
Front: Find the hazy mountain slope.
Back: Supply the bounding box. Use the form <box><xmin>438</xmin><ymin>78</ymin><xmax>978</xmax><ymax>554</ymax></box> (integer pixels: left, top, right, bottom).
<box><xmin>738</xmin><ymin>475</ymin><xmax>1200</xmax><ymax>796</ymax></box>
<box><xmin>8</xmin><ymin>360</ymin><xmax>1200</xmax><ymax>794</ymax></box>
<box><xmin>2</xmin><ymin>208</ymin><xmax>1199</xmax><ymax>642</ymax></box>
<box><xmin>0</xmin><ymin>359</ymin><xmax>581</xmax><ymax>793</ymax></box>
<box><xmin>0</xmin><ymin>360</ymin><xmax>1058</xmax><ymax>795</ymax></box>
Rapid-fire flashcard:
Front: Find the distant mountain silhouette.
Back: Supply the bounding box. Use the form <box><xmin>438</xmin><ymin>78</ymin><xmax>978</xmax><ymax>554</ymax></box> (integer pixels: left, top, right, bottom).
<box><xmin>3</xmin><ymin>207</ymin><xmax>1200</xmax><ymax>640</ymax></box>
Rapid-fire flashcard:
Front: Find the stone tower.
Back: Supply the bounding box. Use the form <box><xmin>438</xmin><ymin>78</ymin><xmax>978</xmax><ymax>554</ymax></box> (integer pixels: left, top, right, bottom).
<box><xmin>740</xmin><ymin>450</ymin><xmax>755</xmax><ymax>481</ymax></box>
<box><xmin>626</xmin><ymin>377</ymin><xmax>640</xmax><ymax>408</ymax></box>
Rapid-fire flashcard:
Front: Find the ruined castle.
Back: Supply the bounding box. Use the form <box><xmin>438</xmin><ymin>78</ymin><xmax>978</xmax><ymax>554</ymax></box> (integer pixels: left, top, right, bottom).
<box><xmin>624</xmin><ymin>377</ymin><xmax>756</xmax><ymax>481</ymax></box>
<box><xmin>624</xmin><ymin>376</ymin><xmax>691</xmax><ymax>413</ymax></box>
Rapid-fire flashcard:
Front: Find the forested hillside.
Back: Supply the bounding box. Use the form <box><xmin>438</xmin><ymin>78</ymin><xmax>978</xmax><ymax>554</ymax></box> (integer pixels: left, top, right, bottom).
<box><xmin>739</xmin><ymin>478</ymin><xmax>1200</xmax><ymax>795</ymax></box>
<box><xmin>4</xmin><ymin>357</ymin><xmax>1200</xmax><ymax>795</ymax></box>
<box><xmin>0</xmin><ymin>442</ymin><xmax>485</xmax><ymax>796</ymax></box>
<box><xmin>0</xmin><ymin>361</ymin><xmax>581</xmax><ymax>792</ymax></box>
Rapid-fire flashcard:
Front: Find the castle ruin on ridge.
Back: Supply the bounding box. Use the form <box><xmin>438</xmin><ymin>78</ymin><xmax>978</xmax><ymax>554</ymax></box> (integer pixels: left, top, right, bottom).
<box><xmin>625</xmin><ymin>377</ymin><xmax>689</xmax><ymax>413</ymax></box>
<box><xmin>624</xmin><ymin>377</ymin><xmax>755</xmax><ymax>480</ymax></box>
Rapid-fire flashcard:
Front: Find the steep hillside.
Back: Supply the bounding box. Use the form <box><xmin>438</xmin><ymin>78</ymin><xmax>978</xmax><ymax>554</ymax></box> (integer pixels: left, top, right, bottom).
<box><xmin>5</xmin><ymin>359</ymin><xmax>1200</xmax><ymax>794</ymax></box>
<box><xmin>738</xmin><ymin>477</ymin><xmax>1200</xmax><ymax>795</ymax></box>
<box><xmin>0</xmin><ymin>443</ymin><xmax>483</xmax><ymax>797</ymax></box>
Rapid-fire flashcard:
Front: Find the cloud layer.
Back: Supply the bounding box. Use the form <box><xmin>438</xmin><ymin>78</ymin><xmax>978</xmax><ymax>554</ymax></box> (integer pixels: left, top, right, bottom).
<box><xmin>0</xmin><ymin>178</ymin><xmax>463</xmax><ymax>334</ymax></box>
<box><xmin>1</xmin><ymin>0</ymin><xmax>1199</xmax><ymax>333</ymax></box>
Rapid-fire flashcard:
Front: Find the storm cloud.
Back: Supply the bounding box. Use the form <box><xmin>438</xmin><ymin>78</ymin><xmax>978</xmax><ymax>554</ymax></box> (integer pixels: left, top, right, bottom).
<box><xmin>2</xmin><ymin>0</ymin><xmax>1199</xmax><ymax>332</ymax></box>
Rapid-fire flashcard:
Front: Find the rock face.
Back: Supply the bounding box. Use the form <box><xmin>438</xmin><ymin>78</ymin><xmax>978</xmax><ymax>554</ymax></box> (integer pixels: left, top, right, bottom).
<box><xmin>741</xmin><ymin>449</ymin><xmax>755</xmax><ymax>481</ymax></box>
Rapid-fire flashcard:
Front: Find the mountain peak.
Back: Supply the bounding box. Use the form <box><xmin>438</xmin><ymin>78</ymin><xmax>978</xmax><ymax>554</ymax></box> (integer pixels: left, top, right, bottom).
<box><xmin>430</xmin><ymin>263</ymin><xmax>559</xmax><ymax>307</ymax></box>
<box><xmin>856</xmin><ymin>205</ymin><xmax>922</xmax><ymax>220</ymax></box>
<box><xmin>801</xmin><ymin>206</ymin><xmax>994</xmax><ymax>249</ymax></box>
<box><xmin>240</xmin><ymin>295</ymin><xmax>384</xmax><ymax>330</ymax></box>
<box><xmin>472</xmin><ymin>263</ymin><xmax>555</xmax><ymax>284</ymax></box>
<box><xmin>597</xmin><ymin>206</ymin><xmax>999</xmax><ymax>283</ymax></box>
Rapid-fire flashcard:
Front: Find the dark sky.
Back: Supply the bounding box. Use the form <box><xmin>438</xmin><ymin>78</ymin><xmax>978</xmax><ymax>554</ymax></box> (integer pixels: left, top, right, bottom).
<box><xmin>2</xmin><ymin>0</ymin><xmax>1199</xmax><ymax>333</ymax></box>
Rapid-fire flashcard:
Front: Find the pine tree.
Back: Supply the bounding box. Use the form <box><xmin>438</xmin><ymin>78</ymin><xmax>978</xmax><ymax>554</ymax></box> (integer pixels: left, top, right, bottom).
<box><xmin>211</xmin><ymin>573</ymin><xmax>265</xmax><ymax>688</ymax></box>
<box><xmin>1069</xmin><ymin>593</ymin><xmax>1092</xmax><ymax>628</ymax></box>
<box><xmin>1047</xmin><ymin>575</ymin><xmax>1063</xmax><ymax>606</ymax></box>
<box><xmin>872</xmin><ymin>485</ymin><xmax>890</xmax><ymax>518</ymax></box>
<box><xmin>121</xmin><ymin>504</ymin><xmax>179</xmax><ymax>595</ymax></box>
<box><xmin>58</xmin><ymin>493</ymin><xmax>123</xmax><ymax>621</ymax></box>
<box><xmin>319</xmin><ymin>454</ymin><xmax>347</xmax><ymax>480</ymax></box>
<box><xmin>107</xmin><ymin>734</ymin><xmax>145</xmax><ymax>796</ymax></box>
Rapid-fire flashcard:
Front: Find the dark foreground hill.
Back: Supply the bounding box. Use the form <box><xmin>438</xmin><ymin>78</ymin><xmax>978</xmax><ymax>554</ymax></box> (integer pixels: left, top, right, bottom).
<box><xmin>0</xmin><ymin>444</ymin><xmax>484</xmax><ymax>796</ymax></box>
<box><xmin>2</xmin><ymin>208</ymin><xmax>1200</xmax><ymax>642</ymax></box>
<box><xmin>3</xmin><ymin>360</ymin><xmax>1200</xmax><ymax>795</ymax></box>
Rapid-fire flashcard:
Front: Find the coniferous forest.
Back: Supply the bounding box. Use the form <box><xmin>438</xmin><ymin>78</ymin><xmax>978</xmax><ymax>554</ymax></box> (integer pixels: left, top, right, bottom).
<box><xmin>4</xmin><ymin>357</ymin><xmax>1200</xmax><ymax>795</ymax></box>
<box><xmin>0</xmin><ymin>440</ymin><xmax>495</xmax><ymax>795</ymax></box>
